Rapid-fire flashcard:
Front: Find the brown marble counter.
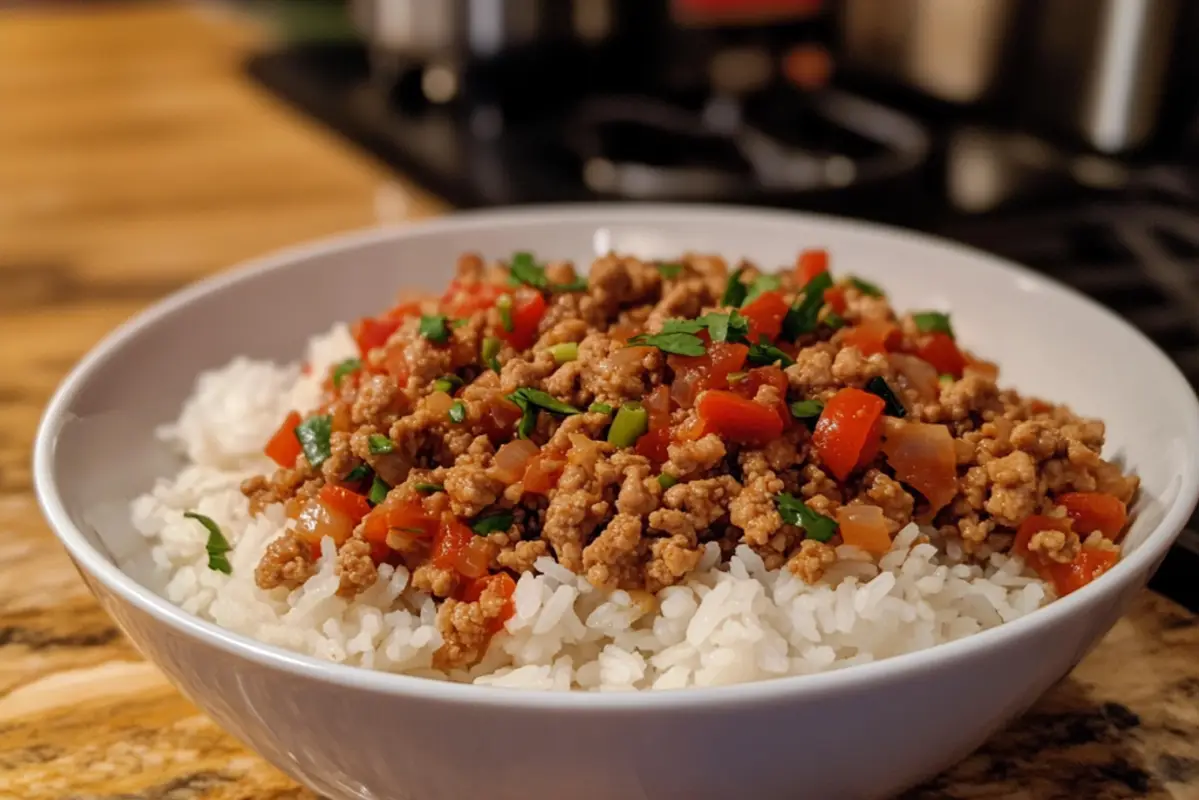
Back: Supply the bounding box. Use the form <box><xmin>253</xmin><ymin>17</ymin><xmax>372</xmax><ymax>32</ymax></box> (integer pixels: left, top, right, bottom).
<box><xmin>0</xmin><ymin>4</ymin><xmax>1194</xmax><ymax>798</ymax></box>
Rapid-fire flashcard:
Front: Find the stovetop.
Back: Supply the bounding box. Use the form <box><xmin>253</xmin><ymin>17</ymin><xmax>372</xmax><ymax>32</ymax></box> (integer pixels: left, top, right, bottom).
<box><xmin>245</xmin><ymin>41</ymin><xmax>1198</xmax><ymax>609</ymax></box>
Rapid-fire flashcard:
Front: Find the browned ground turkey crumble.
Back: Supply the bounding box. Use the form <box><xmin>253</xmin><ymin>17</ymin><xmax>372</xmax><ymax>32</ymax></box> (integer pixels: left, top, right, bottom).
<box><xmin>244</xmin><ymin>251</ymin><xmax>1138</xmax><ymax>666</ymax></box>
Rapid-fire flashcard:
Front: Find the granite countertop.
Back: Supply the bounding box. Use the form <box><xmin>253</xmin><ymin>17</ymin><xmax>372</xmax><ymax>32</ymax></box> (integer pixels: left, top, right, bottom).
<box><xmin>0</xmin><ymin>4</ymin><xmax>1194</xmax><ymax>798</ymax></box>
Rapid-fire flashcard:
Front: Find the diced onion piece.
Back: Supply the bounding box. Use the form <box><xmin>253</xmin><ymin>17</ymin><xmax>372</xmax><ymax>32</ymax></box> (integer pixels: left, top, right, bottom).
<box><xmin>492</xmin><ymin>439</ymin><xmax>540</xmax><ymax>483</ymax></box>
<box><xmin>880</xmin><ymin>420</ymin><xmax>957</xmax><ymax>513</ymax></box>
<box><xmin>836</xmin><ymin>504</ymin><xmax>892</xmax><ymax>555</ymax></box>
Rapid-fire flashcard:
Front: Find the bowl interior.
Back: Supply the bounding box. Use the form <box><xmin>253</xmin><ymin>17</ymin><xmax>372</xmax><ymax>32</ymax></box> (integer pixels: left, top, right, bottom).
<box><xmin>41</xmin><ymin>207</ymin><xmax>1197</xmax><ymax>607</ymax></box>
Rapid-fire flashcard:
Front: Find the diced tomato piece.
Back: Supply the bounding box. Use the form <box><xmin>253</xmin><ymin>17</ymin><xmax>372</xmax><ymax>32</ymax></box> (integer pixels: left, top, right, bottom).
<box><xmin>841</xmin><ymin>320</ymin><xmax>898</xmax><ymax>357</ymax></box>
<box><xmin>645</xmin><ymin>385</ymin><xmax>672</xmax><ymax>430</ymax></box>
<box><xmin>635</xmin><ymin>428</ymin><xmax>671</xmax><ymax>464</ymax></box>
<box><xmin>361</xmin><ymin>496</ymin><xmax>438</xmax><ymax>545</ymax></box>
<box><xmin>523</xmin><ymin>450</ymin><xmax>565</xmax><ymax>494</ymax></box>
<box><xmin>481</xmin><ymin>397</ymin><xmax>524</xmax><ymax>443</ymax></box>
<box><xmin>384</xmin><ymin>300</ymin><xmax>425</xmax><ymax>320</ymax></box>
<box><xmin>836</xmin><ymin>505</ymin><xmax>892</xmax><ymax>556</ymax></box>
<box><xmin>1012</xmin><ymin>514</ymin><xmax>1073</xmax><ymax>558</ymax></box>
<box><xmin>812</xmin><ymin>388</ymin><xmax>886</xmax><ymax>481</ymax></box>
<box><xmin>442</xmin><ymin>278</ymin><xmax>504</xmax><ymax>318</ymax></box>
<box><xmin>880</xmin><ymin>420</ymin><xmax>958</xmax><ymax>513</ymax></box>
<box><xmin>741</xmin><ymin>291</ymin><xmax>789</xmax><ymax>341</ymax></box>
<box><xmin>1044</xmin><ymin>546</ymin><xmax>1119</xmax><ymax>596</ymax></box>
<box><xmin>636</xmin><ymin>385</ymin><xmax>674</xmax><ymax>463</ymax></box>
<box><xmin>1057</xmin><ymin>492</ymin><xmax>1128</xmax><ymax>540</ymax></box>
<box><xmin>823</xmin><ymin>285</ymin><xmax>847</xmax><ymax>314</ymax></box>
<box><xmin>455</xmin><ymin>536</ymin><xmax>493</xmax><ymax>579</ymax></box>
<box><xmin>732</xmin><ymin>366</ymin><xmax>790</xmax><ymax>425</ymax></box>
<box><xmin>317</xmin><ymin>485</ymin><xmax>371</xmax><ymax>523</ymax></box>
<box><xmin>695</xmin><ymin>390</ymin><xmax>784</xmax><ymax>445</ymax></box>
<box><xmin>668</xmin><ymin>342</ymin><xmax>749</xmax><ymax>408</ymax></box>
<box><xmin>461</xmin><ymin>572</ymin><xmax>518</xmax><ymax>631</ymax></box>
<box><xmin>914</xmin><ymin>332</ymin><xmax>966</xmax><ymax>377</ymax></box>
<box><xmin>496</xmin><ymin>289</ymin><xmax>547</xmax><ymax>351</ymax></box>
<box><xmin>795</xmin><ymin>249</ymin><xmax>829</xmax><ymax>285</ymax></box>
<box><xmin>351</xmin><ymin>316</ymin><xmax>404</xmax><ymax>358</ymax></box>
<box><xmin>264</xmin><ymin>411</ymin><xmax>303</xmax><ymax>468</ymax></box>
<box><xmin>432</xmin><ymin>516</ymin><xmax>489</xmax><ymax>578</ymax></box>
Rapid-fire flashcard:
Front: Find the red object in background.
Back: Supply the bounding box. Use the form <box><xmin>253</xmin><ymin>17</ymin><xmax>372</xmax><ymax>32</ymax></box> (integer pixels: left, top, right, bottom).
<box><xmin>674</xmin><ymin>0</ymin><xmax>823</xmax><ymax>23</ymax></box>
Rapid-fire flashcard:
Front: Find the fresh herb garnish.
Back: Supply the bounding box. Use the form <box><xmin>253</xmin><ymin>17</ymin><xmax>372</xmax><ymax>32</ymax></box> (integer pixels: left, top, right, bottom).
<box><xmin>849</xmin><ymin>276</ymin><xmax>884</xmax><ymax>297</ymax></box>
<box><xmin>824</xmin><ymin>311</ymin><xmax>846</xmax><ymax>330</ymax></box>
<box><xmin>413</xmin><ymin>482</ymin><xmax>444</xmax><ymax>493</ymax></box>
<box><xmin>433</xmin><ymin>374</ymin><xmax>464</xmax><ymax>394</ymax></box>
<box><xmin>866</xmin><ymin>376</ymin><xmax>906</xmax><ymax>418</ymax></box>
<box><xmin>448</xmin><ymin>400</ymin><xmax>467</xmax><ymax>424</ymax></box>
<box><xmin>780</xmin><ymin>271</ymin><xmax>834</xmax><ymax>340</ymax></box>
<box><xmin>912</xmin><ymin>311</ymin><xmax>955</xmax><ymax>339</ymax></box>
<box><xmin>450</xmin><ymin>318</ymin><xmax>470</xmax><ymax>329</ymax></box>
<box><xmin>938</xmin><ymin>373</ymin><xmax>955</xmax><ymax>386</ymax></box>
<box><xmin>368</xmin><ymin>434</ymin><xmax>395</xmax><ymax>454</ymax></box>
<box><xmin>607</xmin><ymin>402</ymin><xmax>649</xmax><ymax>447</ymax></box>
<box><xmin>548</xmin><ymin>342</ymin><xmax>578</xmax><ymax>364</ymax></box>
<box><xmin>657</xmin><ymin>473</ymin><xmax>678</xmax><ymax>490</ymax></box>
<box><xmin>368</xmin><ymin>476</ymin><xmax>390</xmax><ymax>505</ymax></box>
<box><xmin>657</xmin><ymin>262</ymin><xmax>683</xmax><ymax>279</ymax></box>
<box><xmin>747</xmin><ymin>336</ymin><xmax>795</xmax><ymax>367</ymax></box>
<box><xmin>496</xmin><ymin>295</ymin><xmax>514</xmax><ymax>333</ymax></box>
<box><xmin>789</xmin><ymin>398</ymin><xmax>825</xmax><ymax>425</ymax></box>
<box><xmin>507</xmin><ymin>387</ymin><xmax>580</xmax><ymax>439</ymax></box>
<box><xmin>743</xmin><ymin>274</ymin><xmax>782</xmax><ymax>305</ymax></box>
<box><xmin>294</xmin><ymin>414</ymin><xmax>332</xmax><ymax>467</ymax></box>
<box><xmin>627</xmin><ymin>330</ymin><xmax>706</xmax><ymax>356</ymax></box>
<box><xmin>344</xmin><ymin>463</ymin><xmax>373</xmax><ymax>484</ymax></box>
<box><xmin>588</xmin><ymin>402</ymin><xmax>614</xmax><ymax>414</ymax></box>
<box><xmin>481</xmin><ymin>337</ymin><xmax>502</xmax><ymax>372</ymax></box>
<box><xmin>184</xmin><ymin>512</ymin><xmax>232</xmax><ymax>574</ymax></box>
<box><xmin>418</xmin><ymin>314</ymin><xmax>452</xmax><ymax>344</ymax></box>
<box><xmin>775</xmin><ymin>493</ymin><xmax>838</xmax><ymax>542</ymax></box>
<box><xmin>509</xmin><ymin>251</ymin><xmax>588</xmax><ymax>292</ymax></box>
<box><xmin>720</xmin><ymin>268</ymin><xmax>748</xmax><ymax>307</ymax></box>
<box><xmin>471</xmin><ymin>509</ymin><xmax>514</xmax><ymax>535</ymax></box>
<box><xmin>331</xmin><ymin>358</ymin><xmax>361</xmax><ymax>389</ymax></box>
<box><xmin>699</xmin><ymin>309</ymin><xmax>750</xmax><ymax>344</ymax></box>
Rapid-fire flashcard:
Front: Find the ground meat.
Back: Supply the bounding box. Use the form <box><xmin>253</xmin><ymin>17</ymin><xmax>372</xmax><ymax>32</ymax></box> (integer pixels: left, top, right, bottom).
<box><xmin>335</xmin><ymin>536</ymin><xmax>378</xmax><ymax>596</ymax></box>
<box><xmin>241</xmin><ymin>460</ymin><xmax>316</xmax><ymax>514</ymax></box>
<box><xmin>649</xmin><ymin>476</ymin><xmax>740</xmax><ymax>539</ymax></box>
<box><xmin>412</xmin><ymin>563</ymin><xmax>459</xmax><ymax>598</ymax></box>
<box><xmin>859</xmin><ymin>470</ymin><xmax>915</xmax><ymax>532</ymax></box>
<box><xmin>255</xmin><ymin>532</ymin><xmax>315</xmax><ymax>590</ymax></box>
<box><xmin>984</xmin><ymin>451</ymin><xmax>1039</xmax><ymax>526</ymax></box>
<box><xmin>1028</xmin><ymin>527</ymin><xmax>1082</xmax><ymax>564</ymax></box>
<box><xmin>583</xmin><ymin>513</ymin><xmax>644</xmax><ymax>589</ymax></box>
<box><xmin>588</xmin><ymin>254</ymin><xmax>662</xmax><ymax>315</ymax></box>
<box><xmin>351</xmin><ymin>373</ymin><xmax>403</xmax><ymax>427</ymax></box>
<box><xmin>729</xmin><ymin>452</ymin><xmax>784</xmax><ymax>546</ymax></box>
<box><xmin>433</xmin><ymin>582</ymin><xmax>510</xmax><ymax>669</ymax></box>
<box><xmin>786</xmin><ymin>539</ymin><xmax>836</xmax><ymax>583</ymax></box>
<box><xmin>320</xmin><ymin>431</ymin><xmax>359</xmax><ymax>483</ymax></box>
<box><xmin>542</xmin><ymin>435</ymin><xmax>617</xmax><ymax>571</ymax></box>
<box><xmin>497</xmin><ymin>539</ymin><xmax>548</xmax><ymax>573</ymax></box>
<box><xmin>785</xmin><ymin>344</ymin><xmax>839</xmax><ymax>396</ymax></box>
<box><xmin>443</xmin><ymin>440</ymin><xmax>504</xmax><ymax>518</ymax></box>
<box><xmin>644</xmin><ymin>534</ymin><xmax>705</xmax><ymax>592</ymax></box>
<box><xmin>665</xmin><ymin>434</ymin><xmax>726</xmax><ymax>478</ymax></box>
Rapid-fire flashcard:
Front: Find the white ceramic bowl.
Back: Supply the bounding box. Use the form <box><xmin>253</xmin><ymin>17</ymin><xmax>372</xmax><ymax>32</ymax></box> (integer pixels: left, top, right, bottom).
<box><xmin>35</xmin><ymin>206</ymin><xmax>1197</xmax><ymax>800</ymax></box>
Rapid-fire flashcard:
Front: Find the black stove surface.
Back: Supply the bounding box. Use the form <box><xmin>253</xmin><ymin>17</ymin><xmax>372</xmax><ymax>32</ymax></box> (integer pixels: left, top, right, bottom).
<box><xmin>246</xmin><ymin>42</ymin><xmax>1197</xmax><ymax>609</ymax></box>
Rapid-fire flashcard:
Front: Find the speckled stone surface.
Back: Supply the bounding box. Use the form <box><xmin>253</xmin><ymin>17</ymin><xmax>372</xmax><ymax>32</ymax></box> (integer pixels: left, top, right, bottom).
<box><xmin>0</xmin><ymin>4</ymin><xmax>1195</xmax><ymax>799</ymax></box>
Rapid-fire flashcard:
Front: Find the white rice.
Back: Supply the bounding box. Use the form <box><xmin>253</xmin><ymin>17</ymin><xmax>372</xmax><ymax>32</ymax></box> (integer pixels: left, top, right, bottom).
<box><xmin>131</xmin><ymin>325</ymin><xmax>1050</xmax><ymax>691</ymax></box>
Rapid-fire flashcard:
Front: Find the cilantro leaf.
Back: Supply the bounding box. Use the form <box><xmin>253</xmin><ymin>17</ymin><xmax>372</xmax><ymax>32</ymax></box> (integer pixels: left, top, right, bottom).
<box><xmin>912</xmin><ymin>311</ymin><xmax>955</xmax><ymax>339</ymax></box>
<box><xmin>699</xmin><ymin>309</ymin><xmax>750</xmax><ymax>344</ymax></box>
<box><xmin>781</xmin><ymin>271</ymin><xmax>834</xmax><ymax>341</ymax></box>
<box><xmin>294</xmin><ymin>414</ymin><xmax>332</xmax><ymax>467</ymax></box>
<box><xmin>865</xmin><ymin>377</ymin><xmax>906</xmax><ymax>418</ymax></box>
<box><xmin>509</xmin><ymin>251</ymin><xmax>588</xmax><ymax>293</ymax></box>
<box><xmin>659</xmin><ymin>318</ymin><xmax>708</xmax><ymax>335</ymax></box>
<box><xmin>508</xmin><ymin>387</ymin><xmax>581</xmax><ymax>416</ymax></box>
<box><xmin>721</xmin><ymin>268</ymin><xmax>748</xmax><ymax>307</ymax></box>
<box><xmin>775</xmin><ymin>493</ymin><xmax>838</xmax><ymax>542</ymax></box>
<box><xmin>743</xmin><ymin>274</ymin><xmax>782</xmax><ymax>305</ymax></box>
<box><xmin>849</xmin><ymin>276</ymin><xmax>884</xmax><ymax>297</ymax></box>
<box><xmin>418</xmin><ymin>314</ymin><xmax>451</xmax><ymax>344</ymax></box>
<box><xmin>344</xmin><ymin>463</ymin><xmax>373</xmax><ymax>483</ymax></box>
<box><xmin>747</xmin><ymin>336</ymin><xmax>795</xmax><ymax>367</ymax></box>
<box><xmin>471</xmin><ymin>509</ymin><xmax>514</xmax><ymax>535</ymax></box>
<box><xmin>185</xmin><ymin>512</ymin><xmax>232</xmax><ymax>574</ymax></box>
<box><xmin>331</xmin><ymin>358</ymin><xmax>361</xmax><ymax>389</ymax></box>
<box><xmin>789</xmin><ymin>399</ymin><xmax>824</xmax><ymax>428</ymax></box>
<box><xmin>627</xmin><ymin>331</ymin><xmax>706</xmax><ymax>356</ymax></box>
<box><xmin>368</xmin><ymin>476</ymin><xmax>390</xmax><ymax>505</ymax></box>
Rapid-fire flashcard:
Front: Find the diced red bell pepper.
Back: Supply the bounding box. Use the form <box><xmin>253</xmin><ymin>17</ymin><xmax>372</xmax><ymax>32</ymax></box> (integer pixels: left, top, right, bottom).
<box><xmin>432</xmin><ymin>516</ymin><xmax>491</xmax><ymax>578</ymax></box>
<box><xmin>442</xmin><ymin>278</ymin><xmax>504</xmax><ymax>318</ymax></box>
<box><xmin>812</xmin><ymin>388</ymin><xmax>886</xmax><ymax>481</ymax></box>
<box><xmin>732</xmin><ymin>365</ymin><xmax>790</xmax><ymax>425</ymax></box>
<box><xmin>498</xmin><ymin>289</ymin><xmax>547</xmax><ymax>351</ymax></box>
<box><xmin>795</xmin><ymin>249</ymin><xmax>829</xmax><ymax>285</ymax></box>
<box><xmin>914</xmin><ymin>332</ymin><xmax>966</xmax><ymax>377</ymax></box>
<box><xmin>361</xmin><ymin>497</ymin><xmax>438</xmax><ymax>545</ymax></box>
<box><xmin>351</xmin><ymin>316</ymin><xmax>404</xmax><ymax>358</ymax></box>
<box><xmin>841</xmin><ymin>320</ymin><xmax>898</xmax><ymax>357</ymax></box>
<box><xmin>1012</xmin><ymin>514</ymin><xmax>1073</xmax><ymax>558</ymax></box>
<box><xmin>1057</xmin><ymin>492</ymin><xmax>1128</xmax><ymax>540</ymax></box>
<box><xmin>523</xmin><ymin>450</ymin><xmax>565</xmax><ymax>495</ymax></box>
<box><xmin>264</xmin><ymin>410</ymin><xmax>303</xmax><ymax>468</ymax></box>
<box><xmin>668</xmin><ymin>342</ymin><xmax>748</xmax><ymax>408</ymax></box>
<box><xmin>1044</xmin><ymin>546</ymin><xmax>1119</xmax><ymax>596</ymax></box>
<box><xmin>635</xmin><ymin>385</ymin><xmax>674</xmax><ymax>463</ymax></box>
<box><xmin>823</xmin><ymin>285</ymin><xmax>847</xmax><ymax>314</ymax></box>
<box><xmin>317</xmin><ymin>484</ymin><xmax>372</xmax><ymax>523</ymax></box>
<box><xmin>741</xmin><ymin>290</ymin><xmax>789</xmax><ymax>341</ymax></box>
<box><xmin>695</xmin><ymin>390</ymin><xmax>785</xmax><ymax>445</ymax></box>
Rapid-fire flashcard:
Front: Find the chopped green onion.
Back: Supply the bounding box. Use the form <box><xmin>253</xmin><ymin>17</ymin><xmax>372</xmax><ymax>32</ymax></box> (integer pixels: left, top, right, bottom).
<box><xmin>657</xmin><ymin>262</ymin><xmax>683</xmax><ymax>279</ymax></box>
<box><xmin>450</xmin><ymin>318</ymin><xmax>470</xmax><ymax>329</ymax></box>
<box><xmin>413</xmin><ymin>482</ymin><xmax>444</xmax><ymax>493</ymax></box>
<box><xmin>331</xmin><ymin>358</ymin><xmax>361</xmax><ymax>389</ymax></box>
<box><xmin>471</xmin><ymin>509</ymin><xmax>514</xmax><ymax>535</ymax></box>
<box><xmin>721</xmin><ymin>267</ymin><xmax>748</xmax><ymax>307</ymax></box>
<box><xmin>448</xmin><ymin>400</ymin><xmax>467</xmax><ymax>424</ymax></box>
<box><xmin>496</xmin><ymin>294</ymin><xmax>514</xmax><ymax>333</ymax></box>
<box><xmin>607</xmin><ymin>402</ymin><xmax>649</xmax><ymax>448</ymax></box>
<box><xmin>418</xmin><ymin>314</ymin><xmax>452</xmax><ymax>344</ymax></box>
<box><xmin>433</xmin><ymin>374</ymin><xmax>464</xmax><ymax>394</ymax></box>
<box><xmin>481</xmin><ymin>337</ymin><xmax>502</xmax><ymax>372</ymax></box>
<box><xmin>368</xmin><ymin>434</ymin><xmax>395</xmax><ymax>454</ymax></box>
<box><xmin>789</xmin><ymin>398</ymin><xmax>825</xmax><ymax>423</ymax></box>
<box><xmin>865</xmin><ymin>376</ymin><xmax>906</xmax><ymax>418</ymax></box>
<box><xmin>747</xmin><ymin>337</ymin><xmax>796</xmax><ymax>367</ymax></box>
<box><xmin>588</xmin><ymin>402</ymin><xmax>614</xmax><ymax>414</ymax></box>
<box><xmin>657</xmin><ymin>473</ymin><xmax>678</xmax><ymax>490</ymax></box>
<box><xmin>294</xmin><ymin>414</ymin><xmax>333</xmax><ymax>467</ymax></box>
<box><xmin>344</xmin><ymin>463</ymin><xmax>373</xmax><ymax>484</ymax></box>
<box><xmin>368</xmin><ymin>476</ymin><xmax>390</xmax><ymax>505</ymax></box>
<box><xmin>184</xmin><ymin>512</ymin><xmax>232</xmax><ymax>574</ymax></box>
<box><xmin>849</xmin><ymin>276</ymin><xmax>884</xmax><ymax>297</ymax></box>
<box><xmin>824</xmin><ymin>311</ymin><xmax>846</xmax><ymax>330</ymax></box>
<box><xmin>781</xmin><ymin>271</ymin><xmax>834</xmax><ymax>340</ymax></box>
<box><xmin>548</xmin><ymin>342</ymin><xmax>579</xmax><ymax>364</ymax></box>
<box><xmin>912</xmin><ymin>311</ymin><xmax>955</xmax><ymax>339</ymax></box>
<box><xmin>775</xmin><ymin>493</ymin><xmax>838</xmax><ymax>542</ymax></box>
<box><xmin>939</xmin><ymin>373</ymin><xmax>955</xmax><ymax>386</ymax></box>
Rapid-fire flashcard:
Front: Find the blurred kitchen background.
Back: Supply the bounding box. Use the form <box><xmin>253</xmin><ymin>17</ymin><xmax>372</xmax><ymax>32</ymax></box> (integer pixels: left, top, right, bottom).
<box><xmin>2</xmin><ymin>0</ymin><xmax>1196</xmax><ymax>604</ymax></box>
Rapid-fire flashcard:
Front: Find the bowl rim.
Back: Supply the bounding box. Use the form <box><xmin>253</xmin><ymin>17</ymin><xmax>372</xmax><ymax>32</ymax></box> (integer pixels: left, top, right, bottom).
<box><xmin>34</xmin><ymin>203</ymin><xmax>1198</xmax><ymax>710</ymax></box>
